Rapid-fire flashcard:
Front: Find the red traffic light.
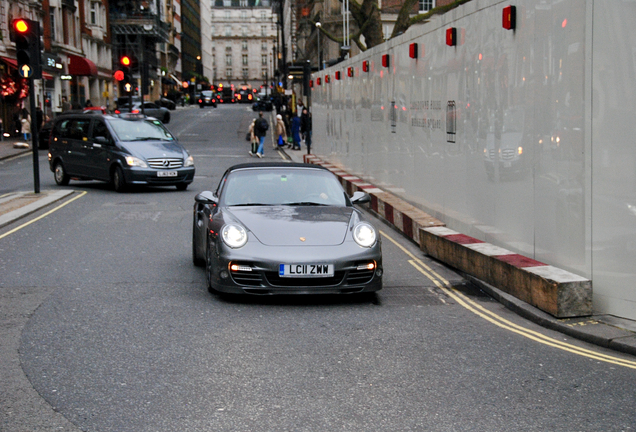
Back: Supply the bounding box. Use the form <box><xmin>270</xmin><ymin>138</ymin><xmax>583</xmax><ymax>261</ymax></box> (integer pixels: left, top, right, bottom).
<box><xmin>13</xmin><ymin>19</ymin><xmax>29</xmax><ymax>33</ymax></box>
<box><xmin>114</xmin><ymin>70</ymin><xmax>125</xmax><ymax>81</ymax></box>
<box><xmin>120</xmin><ymin>56</ymin><xmax>131</xmax><ymax>67</ymax></box>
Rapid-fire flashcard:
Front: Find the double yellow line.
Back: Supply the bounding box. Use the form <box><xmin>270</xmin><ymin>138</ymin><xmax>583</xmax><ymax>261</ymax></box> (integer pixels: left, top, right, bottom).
<box><xmin>380</xmin><ymin>230</ymin><xmax>636</xmax><ymax>370</ymax></box>
<box><xmin>0</xmin><ymin>191</ymin><xmax>87</xmax><ymax>240</ymax></box>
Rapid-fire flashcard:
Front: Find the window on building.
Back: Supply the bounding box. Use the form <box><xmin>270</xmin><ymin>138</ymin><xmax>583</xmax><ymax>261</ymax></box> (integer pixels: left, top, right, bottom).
<box><xmin>261</xmin><ymin>25</ymin><xmax>266</xmax><ymax>36</ymax></box>
<box><xmin>241</xmin><ymin>10</ymin><xmax>247</xmax><ymax>20</ymax></box>
<box><xmin>240</xmin><ymin>0</ymin><xmax>247</xmax><ymax>6</ymax></box>
<box><xmin>225</xmin><ymin>25</ymin><xmax>231</xmax><ymax>36</ymax></box>
<box><xmin>223</xmin><ymin>0</ymin><xmax>231</xmax><ymax>6</ymax></box>
<box><xmin>226</xmin><ymin>54</ymin><xmax>232</xmax><ymax>65</ymax></box>
<box><xmin>226</xmin><ymin>45</ymin><xmax>232</xmax><ymax>52</ymax></box>
<box><xmin>261</xmin><ymin>54</ymin><xmax>267</xmax><ymax>66</ymax></box>
<box><xmin>225</xmin><ymin>11</ymin><xmax>231</xmax><ymax>20</ymax></box>
<box><xmin>242</xmin><ymin>54</ymin><xmax>248</xmax><ymax>65</ymax></box>
<box><xmin>242</xmin><ymin>68</ymin><xmax>249</xmax><ymax>79</ymax></box>
<box><xmin>50</xmin><ymin>9</ymin><xmax>56</xmax><ymax>41</ymax></box>
<box><xmin>226</xmin><ymin>68</ymin><xmax>233</xmax><ymax>78</ymax></box>
<box><xmin>419</xmin><ymin>0</ymin><xmax>434</xmax><ymax>12</ymax></box>
<box><xmin>262</xmin><ymin>68</ymin><xmax>267</xmax><ymax>78</ymax></box>
<box><xmin>242</xmin><ymin>40</ymin><xmax>248</xmax><ymax>50</ymax></box>
<box><xmin>261</xmin><ymin>41</ymin><xmax>267</xmax><ymax>51</ymax></box>
<box><xmin>211</xmin><ymin>25</ymin><xmax>216</xmax><ymax>36</ymax></box>
<box><xmin>261</xmin><ymin>11</ymin><xmax>266</xmax><ymax>20</ymax></box>
<box><xmin>242</xmin><ymin>27</ymin><xmax>247</xmax><ymax>37</ymax></box>
<box><xmin>90</xmin><ymin>2</ymin><xmax>97</xmax><ymax>25</ymax></box>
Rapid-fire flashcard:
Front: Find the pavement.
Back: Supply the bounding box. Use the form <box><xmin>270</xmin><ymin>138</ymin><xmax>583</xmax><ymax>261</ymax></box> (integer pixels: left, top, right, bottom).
<box><xmin>1</xmin><ymin>120</ymin><xmax>635</xmax><ymax>359</ymax></box>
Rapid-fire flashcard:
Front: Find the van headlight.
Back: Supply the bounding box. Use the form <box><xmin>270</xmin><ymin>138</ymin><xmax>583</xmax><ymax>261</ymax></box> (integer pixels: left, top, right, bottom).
<box><xmin>222</xmin><ymin>224</ymin><xmax>248</xmax><ymax>248</ymax></box>
<box><xmin>125</xmin><ymin>156</ymin><xmax>147</xmax><ymax>167</ymax></box>
<box><xmin>184</xmin><ymin>155</ymin><xmax>194</xmax><ymax>167</ymax></box>
<box><xmin>353</xmin><ymin>222</ymin><xmax>377</xmax><ymax>247</ymax></box>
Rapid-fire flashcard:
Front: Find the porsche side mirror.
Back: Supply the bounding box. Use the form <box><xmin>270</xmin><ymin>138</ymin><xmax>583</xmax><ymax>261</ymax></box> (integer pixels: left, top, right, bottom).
<box><xmin>195</xmin><ymin>191</ymin><xmax>218</xmax><ymax>205</ymax></box>
<box><xmin>351</xmin><ymin>191</ymin><xmax>371</xmax><ymax>204</ymax></box>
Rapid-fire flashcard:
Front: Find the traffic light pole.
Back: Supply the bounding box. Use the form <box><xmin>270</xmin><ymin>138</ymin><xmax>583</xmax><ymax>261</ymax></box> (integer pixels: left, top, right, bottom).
<box><xmin>29</xmin><ymin>76</ymin><xmax>40</xmax><ymax>193</ymax></box>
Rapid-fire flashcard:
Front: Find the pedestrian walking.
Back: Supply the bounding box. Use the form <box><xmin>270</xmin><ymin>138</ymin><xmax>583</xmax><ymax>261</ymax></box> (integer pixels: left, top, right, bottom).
<box><xmin>291</xmin><ymin>114</ymin><xmax>301</xmax><ymax>150</ymax></box>
<box><xmin>301</xmin><ymin>108</ymin><xmax>312</xmax><ymax>154</ymax></box>
<box><xmin>253</xmin><ymin>111</ymin><xmax>269</xmax><ymax>158</ymax></box>
<box><xmin>20</xmin><ymin>108</ymin><xmax>31</xmax><ymax>141</ymax></box>
<box><xmin>247</xmin><ymin>119</ymin><xmax>258</xmax><ymax>156</ymax></box>
<box><xmin>275</xmin><ymin>114</ymin><xmax>287</xmax><ymax>149</ymax></box>
<box><xmin>62</xmin><ymin>96</ymin><xmax>72</xmax><ymax>112</ymax></box>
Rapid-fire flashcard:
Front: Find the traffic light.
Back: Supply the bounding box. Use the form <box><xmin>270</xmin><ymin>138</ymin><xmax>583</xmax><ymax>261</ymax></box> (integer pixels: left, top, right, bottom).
<box><xmin>118</xmin><ymin>55</ymin><xmax>135</xmax><ymax>92</ymax></box>
<box><xmin>10</xmin><ymin>18</ymin><xmax>41</xmax><ymax>79</ymax></box>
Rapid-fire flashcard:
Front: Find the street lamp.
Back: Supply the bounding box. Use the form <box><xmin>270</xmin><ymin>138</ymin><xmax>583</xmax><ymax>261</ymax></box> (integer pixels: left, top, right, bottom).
<box><xmin>315</xmin><ymin>22</ymin><xmax>322</xmax><ymax>70</ymax></box>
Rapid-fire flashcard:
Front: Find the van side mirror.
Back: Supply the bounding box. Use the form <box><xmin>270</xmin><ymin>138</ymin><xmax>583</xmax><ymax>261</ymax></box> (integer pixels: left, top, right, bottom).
<box><xmin>94</xmin><ymin>136</ymin><xmax>109</xmax><ymax>145</ymax></box>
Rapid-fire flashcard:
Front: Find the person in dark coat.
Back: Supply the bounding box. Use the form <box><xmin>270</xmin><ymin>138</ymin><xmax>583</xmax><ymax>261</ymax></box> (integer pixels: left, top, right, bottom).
<box><xmin>291</xmin><ymin>114</ymin><xmax>301</xmax><ymax>150</ymax></box>
<box><xmin>300</xmin><ymin>108</ymin><xmax>312</xmax><ymax>154</ymax></box>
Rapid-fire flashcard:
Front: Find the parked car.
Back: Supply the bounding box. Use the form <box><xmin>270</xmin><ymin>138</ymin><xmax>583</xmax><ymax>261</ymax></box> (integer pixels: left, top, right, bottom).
<box><xmin>252</xmin><ymin>97</ymin><xmax>273</xmax><ymax>112</ymax></box>
<box><xmin>156</xmin><ymin>97</ymin><xmax>177</xmax><ymax>110</ymax></box>
<box><xmin>197</xmin><ymin>90</ymin><xmax>217</xmax><ymax>108</ymax></box>
<box><xmin>115</xmin><ymin>102</ymin><xmax>171</xmax><ymax>124</ymax></box>
<box><xmin>192</xmin><ymin>162</ymin><xmax>383</xmax><ymax>295</ymax></box>
<box><xmin>48</xmin><ymin>113</ymin><xmax>194</xmax><ymax>192</ymax></box>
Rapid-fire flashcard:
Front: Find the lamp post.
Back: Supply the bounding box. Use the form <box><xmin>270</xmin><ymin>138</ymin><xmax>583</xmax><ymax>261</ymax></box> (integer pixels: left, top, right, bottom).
<box><xmin>315</xmin><ymin>22</ymin><xmax>321</xmax><ymax>70</ymax></box>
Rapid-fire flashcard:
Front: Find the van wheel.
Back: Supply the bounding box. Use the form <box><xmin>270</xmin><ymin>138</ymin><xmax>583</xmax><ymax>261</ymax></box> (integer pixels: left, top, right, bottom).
<box><xmin>54</xmin><ymin>161</ymin><xmax>70</xmax><ymax>186</ymax></box>
<box><xmin>113</xmin><ymin>166</ymin><xmax>127</xmax><ymax>192</ymax></box>
<box><xmin>163</xmin><ymin>113</ymin><xmax>170</xmax><ymax>123</ymax></box>
<box><xmin>176</xmin><ymin>183</ymin><xmax>188</xmax><ymax>191</ymax></box>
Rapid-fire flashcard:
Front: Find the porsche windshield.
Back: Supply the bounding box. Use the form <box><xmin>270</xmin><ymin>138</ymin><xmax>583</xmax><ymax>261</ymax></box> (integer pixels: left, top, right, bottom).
<box><xmin>109</xmin><ymin>118</ymin><xmax>175</xmax><ymax>142</ymax></box>
<box><xmin>222</xmin><ymin>168</ymin><xmax>348</xmax><ymax>207</ymax></box>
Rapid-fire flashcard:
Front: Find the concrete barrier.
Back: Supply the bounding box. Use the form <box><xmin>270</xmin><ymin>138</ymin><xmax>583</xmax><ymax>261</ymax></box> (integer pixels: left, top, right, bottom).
<box><xmin>304</xmin><ymin>154</ymin><xmax>593</xmax><ymax>318</ymax></box>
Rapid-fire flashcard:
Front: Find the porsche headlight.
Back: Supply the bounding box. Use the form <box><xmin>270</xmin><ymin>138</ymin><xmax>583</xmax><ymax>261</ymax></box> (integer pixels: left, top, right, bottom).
<box><xmin>353</xmin><ymin>222</ymin><xmax>377</xmax><ymax>247</ymax></box>
<box><xmin>125</xmin><ymin>156</ymin><xmax>147</xmax><ymax>167</ymax></box>
<box><xmin>184</xmin><ymin>155</ymin><xmax>194</xmax><ymax>167</ymax></box>
<box><xmin>222</xmin><ymin>224</ymin><xmax>248</xmax><ymax>248</ymax></box>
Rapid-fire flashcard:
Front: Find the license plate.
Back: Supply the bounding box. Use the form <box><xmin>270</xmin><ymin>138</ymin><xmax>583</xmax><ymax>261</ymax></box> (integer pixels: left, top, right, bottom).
<box><xmin>279</xmin><ymin>264</ymin><xmax>334</xmax><ymax>278</ymax></box>
<box><xmin>157</xmin><ymin>170</ymin><xmax>178</xmax><ymax>177</ymax></box>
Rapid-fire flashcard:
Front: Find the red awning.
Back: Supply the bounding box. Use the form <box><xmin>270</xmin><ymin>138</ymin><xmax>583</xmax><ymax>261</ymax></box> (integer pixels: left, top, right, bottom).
<box><xmin>68</xmin><ymin>54</ymin><xmax>97</xmax><ymax>76</ymax></box>
<box><xmin>1</xmin><ymin>56</ymin><xmax>18</xmax><ymax>69</ymax></box>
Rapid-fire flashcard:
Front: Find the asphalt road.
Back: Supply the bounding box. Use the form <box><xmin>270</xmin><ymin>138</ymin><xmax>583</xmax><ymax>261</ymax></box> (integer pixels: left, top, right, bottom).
<box><xmin>1</xmin><ymin>105</ymin><xmax>635</xmax><ymax>431</ymax></box>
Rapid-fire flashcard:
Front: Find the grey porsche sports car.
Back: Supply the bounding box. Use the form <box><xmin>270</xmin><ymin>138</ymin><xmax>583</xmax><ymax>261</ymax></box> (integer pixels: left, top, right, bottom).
<box><xmin>192</xmin><ymin>162</ymin><xmax>383</xmax><ymax>295</ymax></box>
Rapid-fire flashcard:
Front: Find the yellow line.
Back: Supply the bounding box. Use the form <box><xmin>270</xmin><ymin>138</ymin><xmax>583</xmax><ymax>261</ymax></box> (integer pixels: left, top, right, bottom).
<box><xmin>0</xmin><ymin>191</ymin><xmax>87</xmax><ymax>240</ymax></box>
<box><xmin>380</xmin><ymin>230</ymin><xmax>636</xmax><ymax>369</ymax></box>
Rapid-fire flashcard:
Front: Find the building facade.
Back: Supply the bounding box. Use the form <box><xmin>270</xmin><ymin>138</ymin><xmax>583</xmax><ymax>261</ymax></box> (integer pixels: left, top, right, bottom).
<box><xmin>209</xmin><ymin>0</ymin><xmax>276</xmax><ymax>91</ymax></box>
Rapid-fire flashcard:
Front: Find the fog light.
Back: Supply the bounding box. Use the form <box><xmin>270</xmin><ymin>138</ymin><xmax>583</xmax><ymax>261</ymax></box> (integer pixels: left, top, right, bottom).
<box><xmin>220</xmin><ymin>270</ymin><xmax>229</xmax><ymax>279</ymax></box>
<box><xmin>357</xmin><ymin>262</ymin><xmax>376</xmax><ymax>271</ymax></box>
<box><xmin>376</xmin><ymin>268</ymin><xmax>383</xmax><ymax>277</ymax></box>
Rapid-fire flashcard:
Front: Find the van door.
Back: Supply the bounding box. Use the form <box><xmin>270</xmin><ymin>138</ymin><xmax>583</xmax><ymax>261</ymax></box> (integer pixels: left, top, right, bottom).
<box><xmin>65</xmin><ymin>118</ymin><xmax>92</xmax><ymax>177</ymax></box>
<box><xmin>86</xmin><ymin>119</ymin><xmax>114</xmax><ymax>181</ymax></box>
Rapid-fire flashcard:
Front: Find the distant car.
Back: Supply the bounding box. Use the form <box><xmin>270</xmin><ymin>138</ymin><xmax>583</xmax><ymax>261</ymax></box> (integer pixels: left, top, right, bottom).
<box><xmin>192</xmin><ymin>162</ymin><xmax>383</xmax><ymax>295</ymax></box>
<box><xmin>83</xmin><ymin>106</ymin><xmax>108</xmax><ymax>114</ymax></box>
<box><xmin>48</xmin><ymin>113</ymin><xmax>194</xmax><ymax>192</ymax></box>
<box><xmin>115</xmin><ymin>102</ymin><xmax>170</xmax><ymax>124</ymax></box>
<box><xmin>252</xmin><ymin>98</ymin><xmax>273</xmax><ymax>112</ymax></box>
<box><xmin>39</xmin><ymin>120</ymin><xmax>54</xmax><ymax>149</ymax></box>
<box><xmin>236</xmin><ymin>88</ymin><xmax>255</xmax><ymax>104</ymax></box>
<box><xmin>197</xmin><ymin>90</ymin><xmax>217</xmax><ymax>108</ymax></box>
<box><xmin>156</xmin><ymin>97</ymin><xmax>177</xmax><ymax>110</ymax></box>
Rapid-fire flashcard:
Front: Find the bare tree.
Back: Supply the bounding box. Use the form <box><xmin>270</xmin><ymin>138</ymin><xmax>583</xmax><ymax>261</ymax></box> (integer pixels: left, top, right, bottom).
<box><xmin>313</xmin><ymin>0</ymin><xmax>472</xmax><ymax>51</ymax></box>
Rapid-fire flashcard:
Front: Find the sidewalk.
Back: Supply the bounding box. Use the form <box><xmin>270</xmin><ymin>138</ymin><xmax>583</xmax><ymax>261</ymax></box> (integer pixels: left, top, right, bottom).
<box><xmin>280</xmin><ymin>144</ymin><xmax>636</xmax><ymax>357</ymax></box>
<box><xmin>0</xmin><ymin>136</ymin><xmax>34</xmax><ymax>161</ymax></box>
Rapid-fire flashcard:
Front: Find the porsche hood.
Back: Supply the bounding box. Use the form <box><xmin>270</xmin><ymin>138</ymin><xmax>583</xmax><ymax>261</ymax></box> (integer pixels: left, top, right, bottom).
<box><xmin>226</xmin><ymin>206</ymin><xmax>357</xmax><ymax>246</ymax></box>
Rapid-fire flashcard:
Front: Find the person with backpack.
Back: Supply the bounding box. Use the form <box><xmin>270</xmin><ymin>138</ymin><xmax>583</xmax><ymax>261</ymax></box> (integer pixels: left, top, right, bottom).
<box><xmin>253</xmin><ymin>111</ymin><xmax>269</xmax><ymax>158</ymax></box>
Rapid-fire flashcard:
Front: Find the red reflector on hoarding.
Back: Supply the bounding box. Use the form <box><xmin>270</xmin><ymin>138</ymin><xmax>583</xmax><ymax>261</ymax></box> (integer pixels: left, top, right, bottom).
<box><xmin>446</xmin><ymin>28</ymin><xmax>457</xmax><ymax>46</ymax></box>
<box><xmin>317</xmin><ymin>77</ymin><xmax>321</xmax><ymax>85</ymax></box>
<box><xmin>362</xmin><ymin>60</ymin><xmax>369</xmax><ymax>72</ymax></box>
<box><xmin>382</xmin><ymin>54</ymin><xmax>390</xmax><ymax>68</ymax></box>
<box><xmin>325</xmin><ymin>75</ymin><xmax>330</xmax><ymax>83</ymax></box>
<box><xmin>409</xmin><ymin>43</ymin><xmax>418</xmax><ymax>59</ymax></box>
<box><xmin>335</xmin><ymin>70</ymin><xmax>341</xmax><ymax>80</ymax></box>
<box><xmin>503</xmin><ymin>5</ymin><xmax>516</xmax><ymax>30</ymax></box>
<box><xmin>310</xmin><ymin>79</ymin><xmax>313</xmax><ymax>88</ymax></box>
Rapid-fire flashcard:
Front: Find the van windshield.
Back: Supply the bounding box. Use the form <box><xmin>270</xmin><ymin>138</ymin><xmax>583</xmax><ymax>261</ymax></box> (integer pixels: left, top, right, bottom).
<box><xmin>108</xmin><ymin>118</ymin><xmax>175</xmax><ymax>142</ymax></box>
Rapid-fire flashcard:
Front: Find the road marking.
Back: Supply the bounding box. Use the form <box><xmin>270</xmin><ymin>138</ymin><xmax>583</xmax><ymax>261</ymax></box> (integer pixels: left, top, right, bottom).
<box><xmin>0</xmin><ymin>191</ymin><xmax>87</xmax><ymax>240</ymax></box>
<box><xmin>380</xmin><ymin>230</ymin><xmax>636</xmax><ymax>369</ymax></box>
